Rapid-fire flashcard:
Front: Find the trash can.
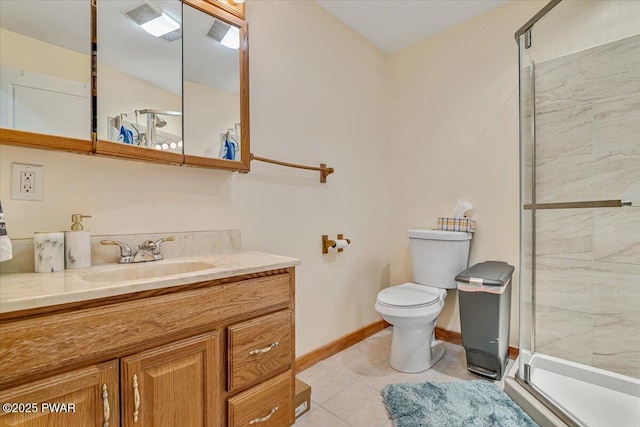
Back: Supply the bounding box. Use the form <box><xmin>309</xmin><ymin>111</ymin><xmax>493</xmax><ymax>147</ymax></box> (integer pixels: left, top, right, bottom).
<box><xmin>455</xmin><ymin>261</ymin><xmax>514</xmax><ymax>380</ymax></box>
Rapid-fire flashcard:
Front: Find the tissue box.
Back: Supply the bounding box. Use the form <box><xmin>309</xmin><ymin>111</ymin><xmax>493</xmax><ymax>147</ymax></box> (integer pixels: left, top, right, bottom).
<box><xmin>437</xmin><ymin>217</ymin><xmax>476</xmax><ymax>232</ymax></box>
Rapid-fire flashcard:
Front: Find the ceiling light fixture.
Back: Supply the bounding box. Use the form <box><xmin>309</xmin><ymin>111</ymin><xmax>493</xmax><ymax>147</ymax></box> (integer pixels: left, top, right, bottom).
<box><xmin>125</xmin><ymin>3</ymin><xmax>180</xmax><ymax>39</ymax></box>
<box><xmin>140</xmin><ymin>12</ymin><xmax>180</xmax><ymax>37</ymax></box>
<box><xmin>220</xmin><ymin>25</ymin><xmax>240</xmax><ymax>49</ymax></box>
<box><xmin>207</xmin><ymin>19</ymin><xmax>240</xmax><ymax>50</ymax></box>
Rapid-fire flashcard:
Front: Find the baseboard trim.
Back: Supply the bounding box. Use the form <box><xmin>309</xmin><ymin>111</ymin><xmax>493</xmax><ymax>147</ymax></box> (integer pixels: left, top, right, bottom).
<box><xmin>435</xmin><ymin>327</ymin><xmax>520</xmax><ymax>360</ymax></box>
<box><xmin>295</xmin><ymin>320</ymin><xmax>390</xmax><ymax>373</ymax></box>
<box><xmin>295</xmin><ymin>322</ymin><xmax>520</xmax><ymax>373</ymax></box>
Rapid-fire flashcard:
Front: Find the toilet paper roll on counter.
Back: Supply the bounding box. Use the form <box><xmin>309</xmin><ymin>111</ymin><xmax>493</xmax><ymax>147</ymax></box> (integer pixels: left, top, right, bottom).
<box><xmin>34</xmin><ymin>232</ymin><xmax>65</xmax><ymax>273</ymax></box>
<box><xmin>333</xmin><ymin>239</ymin><xmax>350</xmax><ymax>249</ymax></box>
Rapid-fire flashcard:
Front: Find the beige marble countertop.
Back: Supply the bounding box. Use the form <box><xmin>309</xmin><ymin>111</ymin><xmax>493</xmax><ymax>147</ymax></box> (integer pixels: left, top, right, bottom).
<box><xmin>0</xmin><ymin>251</ymin><xmax>300</xmax><ymax>314</ymax></box>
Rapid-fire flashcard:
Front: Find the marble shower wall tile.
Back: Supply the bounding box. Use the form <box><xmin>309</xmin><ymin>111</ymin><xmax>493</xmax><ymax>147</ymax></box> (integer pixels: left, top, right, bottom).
<box><xmin>535</xmin><ymin>102</ymin><xmax>593</xmax><ymax>160</ymax></box>
<box><xmin>592</xmin><ymin>91</ymin><xmax>640</xmax><ymax>154</ymax></box>
<box><xmin>592</xmin><ymin>314</ymin><xmax>640</xmax><ymax>378</ymax></box>
<box><xmin>535</xmin><ymin>34</ymin><xmax>640</xmax><ymax>113</ymax></box>
<box><xmin>535</xmin><ymin>305</ymin><xmax>594</xmax><ymax>366</ymax></box>
<box><xmin>594</xmin><ymin>208</ymin><xmax>640</xmax><ymax>264</ymax></box>
<box><xmin>535</xmin><ymin>209</ymin><xmax>593</xmax><ymax>260</ymax></box>
<box><xmin>534</xmin><ymin>256</ymin><xmax>640</xmax><ymax>375</ymax></box>
<box><xmin>535</xmin><ymin>55</ymin><xmax>591</xmax><ymax>114</ymax></box>
<box><xmin>536</xmin><ymin>151</ymin><xmax>640</xmax><ymax>203</ymax></box>
<box><xmin>529</xmin><ymin>34</ymin><xmax>639</xmax><ymax>377</ymax></box>
<box><xmin>535</xmin><ymin>272</ymin><xmax>640</xmax><ymax>317</ymax></box>
<box><xmin>584</xmin><ymin>34</ymin><xmax>640</xmax><ymax>100</ymax></box>
<box><xmin>536</xmin><ymin>256</ymin><xmax>640</xmax><ymax>288</ymax></box>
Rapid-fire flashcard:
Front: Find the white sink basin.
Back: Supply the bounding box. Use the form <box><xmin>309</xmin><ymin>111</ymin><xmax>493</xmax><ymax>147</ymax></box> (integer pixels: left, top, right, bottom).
<box><xmin>83</xmin><ymin>261</ymin><xmax>215</xmax><ymax>283</ymax></box>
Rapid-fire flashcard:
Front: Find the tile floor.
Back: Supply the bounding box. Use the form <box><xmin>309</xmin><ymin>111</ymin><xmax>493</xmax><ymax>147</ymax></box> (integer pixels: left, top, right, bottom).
<box><xmin>294</xmin><ymin>327</ymin><xmax>514</xmax><ymax>427</ymax></box>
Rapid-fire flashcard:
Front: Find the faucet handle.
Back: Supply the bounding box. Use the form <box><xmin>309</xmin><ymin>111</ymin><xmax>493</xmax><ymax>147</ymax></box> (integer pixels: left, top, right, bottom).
<box><xmin>149</xmin><ymin>236</ymin><xmax>175</xmax><ymax>260</ymax></box>
<box><xmin>153</xmin><ymin>236</ymin><xmax>175</xmax><ymax>245</ymax></box>
<box><xmin>100</xmin><ymin>240</ymin><xmax>134</xmax><ymax>263</ymax></box>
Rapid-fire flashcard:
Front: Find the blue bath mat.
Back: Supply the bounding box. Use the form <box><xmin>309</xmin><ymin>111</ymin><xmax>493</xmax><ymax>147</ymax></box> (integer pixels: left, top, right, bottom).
<box><xmin>382</xmin><ymin>380</ymin><xmax>539</xmax><ymax>427</ymax></box>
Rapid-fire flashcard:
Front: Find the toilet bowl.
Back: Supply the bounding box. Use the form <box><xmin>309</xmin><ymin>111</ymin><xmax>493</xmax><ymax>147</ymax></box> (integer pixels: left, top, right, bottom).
<box><xmin>375</xmin><ymin>229</ymin><xmax>471</xmax><ymax>373</ymax></box>
<box><xmin>375</xmin><ymin>283</ymin><xmax>447</xmax><ymax>373</ymax></box>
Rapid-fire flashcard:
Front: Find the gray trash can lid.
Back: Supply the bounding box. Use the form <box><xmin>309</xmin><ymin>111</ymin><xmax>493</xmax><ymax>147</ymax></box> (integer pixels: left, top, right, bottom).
<box><xmin>455</xmin><ymin>261</ymin><xmax>515</xmax><ymax>287</ymax></box>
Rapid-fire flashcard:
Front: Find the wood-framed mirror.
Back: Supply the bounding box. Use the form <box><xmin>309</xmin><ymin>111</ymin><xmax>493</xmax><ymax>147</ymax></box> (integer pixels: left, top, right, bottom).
<box><xmin>0</xmin><ymin>0</ymin><xmax>93</xmax><ymax>154</ymax></box>
<box><xmin>1</xmin><ymin>0</ymin><xmax>249</xmax><ymax>172</ymax></box>
<box><xmin>94</xmin><ymin>0</ymin><xmax>184</xmax><ymax>165</ymax></box>
<box><xmin>182</xmin><ymin>0</ymin><xmax>250</xmax><ymax>171</ymax></box>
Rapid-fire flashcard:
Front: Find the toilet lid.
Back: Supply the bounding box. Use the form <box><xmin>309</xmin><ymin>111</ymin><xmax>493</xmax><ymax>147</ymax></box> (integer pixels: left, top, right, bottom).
<box><xmin>377</xmin><ymin>283</ymin><xmax>441</xmax><ymax>308</ymax></box>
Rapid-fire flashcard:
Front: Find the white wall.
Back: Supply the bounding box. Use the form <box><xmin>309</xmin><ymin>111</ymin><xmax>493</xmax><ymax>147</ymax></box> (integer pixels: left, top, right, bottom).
<box><xmin>0</xmin><ymin>28</ymin><xmax>89</xmax><ymax>83</ymax></box>
<box><xmin>0</xmin><ymin>0</ymin><xmax>391</xmax><ymax>357</ymax></box>
<box><xmin>388</xmin><ymin>1</ymin><xmax>543</xmax><ymax>346</ymax></box>
<box><xmin>2</xmin><ymin>0</ymin><xmax>559</xmax><ymax>352</ymax></box>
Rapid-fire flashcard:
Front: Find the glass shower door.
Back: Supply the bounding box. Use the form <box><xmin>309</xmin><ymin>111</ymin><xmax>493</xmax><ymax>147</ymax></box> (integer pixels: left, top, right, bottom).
<box><xmin>518</xmin><ymin>1</ymin><xmax>640</xmax><ymax>426</ymax></box>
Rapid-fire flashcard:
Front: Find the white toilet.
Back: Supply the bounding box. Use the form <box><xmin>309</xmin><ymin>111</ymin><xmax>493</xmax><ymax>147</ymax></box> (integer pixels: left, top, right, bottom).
<box><xmin>375</xmin><ymin>229</ymin><xmax>471</xmax><ymax>373</ymax></box>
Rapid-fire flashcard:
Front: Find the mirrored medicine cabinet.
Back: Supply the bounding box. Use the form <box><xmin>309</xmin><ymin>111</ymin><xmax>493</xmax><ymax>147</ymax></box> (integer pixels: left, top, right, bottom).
<box><xmin>0</xmin><ymin>0</ymin><xmax>249</xmax><ymax>172</ymax></box>
<box><xmin>0</xmin><ymin>0</ymin><xmax>93</xmax><ymax>153</ymax></box>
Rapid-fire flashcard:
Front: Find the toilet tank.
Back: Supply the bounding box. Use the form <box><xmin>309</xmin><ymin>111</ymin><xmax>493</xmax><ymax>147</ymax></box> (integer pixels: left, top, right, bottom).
<box><xmin>408</xmin><ymin>229</ymin><xmax>472</xmax><ymax>289</ymax></box>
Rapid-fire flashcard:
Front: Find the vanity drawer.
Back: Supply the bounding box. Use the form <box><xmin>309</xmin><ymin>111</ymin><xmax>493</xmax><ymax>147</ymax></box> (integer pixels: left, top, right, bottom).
<box><xmin>227</xmin><ymin>371</ymin><xmax>293</xmax><ymax>427</ymax></box>
<box><xmin>228</xmin><ymin>310</ymin><xmax>293</xmax><ymax>393</ymax></box>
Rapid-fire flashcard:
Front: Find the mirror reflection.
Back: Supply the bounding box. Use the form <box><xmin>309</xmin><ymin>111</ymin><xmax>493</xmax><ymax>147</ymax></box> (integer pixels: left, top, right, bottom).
<box><xmin>0</xmin><ymin>0</ymin><xmax>91</xmax><ymax>140</ymax></box>
<box><xmin>97</xmin><ymin>0</ymin><xmax>182</xmax><ymax>153</ymax></box>
<box><xmin>183</xmin><ymin>2</ymin><xmax>241</xmax><ymax>161</ymax></box>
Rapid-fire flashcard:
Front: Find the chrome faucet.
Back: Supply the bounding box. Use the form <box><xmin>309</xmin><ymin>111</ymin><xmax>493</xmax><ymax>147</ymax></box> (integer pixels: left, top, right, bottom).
<box><xmin>101</xmin><ymin>236</ymin><xmax>175</xmax><ymax>264</ymax></box>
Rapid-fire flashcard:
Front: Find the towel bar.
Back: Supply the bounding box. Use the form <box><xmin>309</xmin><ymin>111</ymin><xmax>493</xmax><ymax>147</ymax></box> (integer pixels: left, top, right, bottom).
<box><xmin>250</xmin><ymin>153</ymin><xmax>334</xmax><ymax>183</ymax></box>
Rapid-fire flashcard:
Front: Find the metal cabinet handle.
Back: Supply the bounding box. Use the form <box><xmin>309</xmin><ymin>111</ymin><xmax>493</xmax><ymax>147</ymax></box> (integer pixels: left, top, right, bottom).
<box><xmin>102</xmin><ymin>384</ymin><xmax>110</xmax><ymax>427</ymax></box>
<box><xmin>133</xmin><ymin>374</ymin><xmax>140</xmax><ymax>423</ymax></box>
<box><xmin>249</xmin><ymin>406</ymin><xmax>279</xmax><ymax>424</ymax></box>
<box><xmin>248</xmin><ymin>342</ymin><xmax>279</xmax><ymax>356</ymax></box>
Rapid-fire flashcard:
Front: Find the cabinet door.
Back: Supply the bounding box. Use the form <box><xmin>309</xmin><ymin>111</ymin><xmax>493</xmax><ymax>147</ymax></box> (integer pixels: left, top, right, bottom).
<box><xmin>0</xmin><ymin>360</ymin><xmax>119</xmax><ymax>427</ymax></box>
<box><xmin>121</xmin><ymin>332</ymin><xmax>222</xmax><ymax>427</ymax></box>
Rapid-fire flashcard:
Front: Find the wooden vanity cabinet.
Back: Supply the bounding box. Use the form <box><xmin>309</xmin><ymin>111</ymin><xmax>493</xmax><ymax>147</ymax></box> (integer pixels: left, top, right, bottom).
<box><xmin>0</xmin><ymin>361</ymin><xmax>119</xmax><ymax>427</ymax></box>
<box><xmin>0</xmin><ymin>267</ymin><xmax>296</xmax><ymax>427</ymax></box>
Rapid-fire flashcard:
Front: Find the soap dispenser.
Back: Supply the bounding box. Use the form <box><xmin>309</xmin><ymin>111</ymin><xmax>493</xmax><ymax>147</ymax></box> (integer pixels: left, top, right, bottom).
<box><xmin>64</xmin><ymin>214</ymin><xmax>92</xmax><ymax>269</ymax></box>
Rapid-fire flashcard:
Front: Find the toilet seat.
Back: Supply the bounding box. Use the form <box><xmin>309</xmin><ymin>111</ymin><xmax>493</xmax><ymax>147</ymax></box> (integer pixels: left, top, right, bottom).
<box><xmin>376</xmin><ymin>283</ymin><xmax>441</xmax><ymax>309</ymax></box>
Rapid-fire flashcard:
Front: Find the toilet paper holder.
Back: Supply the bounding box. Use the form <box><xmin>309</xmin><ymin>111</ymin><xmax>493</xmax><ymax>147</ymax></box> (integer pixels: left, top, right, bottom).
<box><xmin>322</xmin><ymin>234</ymin><xmax>351</xmax><ymax>254</ymax></box>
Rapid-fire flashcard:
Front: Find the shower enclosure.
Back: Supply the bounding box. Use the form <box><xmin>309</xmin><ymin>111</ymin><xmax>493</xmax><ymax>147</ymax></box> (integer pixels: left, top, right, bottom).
<box><xmin>515</xmin><ymin>1</ymin><xmax>639</xmax><ymax>426</ymax></box>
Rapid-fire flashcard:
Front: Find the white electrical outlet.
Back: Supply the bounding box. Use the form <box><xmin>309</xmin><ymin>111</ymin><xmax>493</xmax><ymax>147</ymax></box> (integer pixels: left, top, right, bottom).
<box><xmin>11</xmin><ymin>163</ymin><xmax>44</xmax><ymax>201</ymax></box>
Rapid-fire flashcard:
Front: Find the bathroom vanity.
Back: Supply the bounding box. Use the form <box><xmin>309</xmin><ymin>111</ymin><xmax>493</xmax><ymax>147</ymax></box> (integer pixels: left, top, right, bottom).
<box><xmin>0</xmin><ymin>250</ymin><xmax>299</xmax><ymax>427</ymax></box>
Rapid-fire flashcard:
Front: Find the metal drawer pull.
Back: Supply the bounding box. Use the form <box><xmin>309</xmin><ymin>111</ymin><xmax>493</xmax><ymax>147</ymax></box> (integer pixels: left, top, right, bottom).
<box><xmin>249</xmin><ymin>342</ymin><xmax>279</xmax><ymax>356</ymax></box>
<box><xmin>102</xmin><ymin>384</ymin><xmax>110</xmax><ymax>427</ymax></box>
<box><xmin>133</xmin><ymin>374</ymin><xmax>140</xmax><ymax>423</ymax></box>
<box><xmin>249</xmin><ymin>406</ymin><xmax>279</xmax><ymax>424</ymax></box>
<box><xmin>523</xmin><ymin>199</ymin><xmax>632</xmax><ymax>210</ymax></box>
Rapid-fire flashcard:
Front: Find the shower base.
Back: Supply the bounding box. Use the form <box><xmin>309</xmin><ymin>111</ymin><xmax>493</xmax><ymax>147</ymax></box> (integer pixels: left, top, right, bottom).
<box><xmin>507</xmin><ymin>353</ymin><xmax>640</xmax><ymax>427</ymax></box>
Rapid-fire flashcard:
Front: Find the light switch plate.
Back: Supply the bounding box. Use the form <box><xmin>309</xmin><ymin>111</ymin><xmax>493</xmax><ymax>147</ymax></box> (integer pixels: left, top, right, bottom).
<box><xmin>11</xmin><ymin>163</ymin><xmax>44</xmax><ymax>201</ymax></box>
